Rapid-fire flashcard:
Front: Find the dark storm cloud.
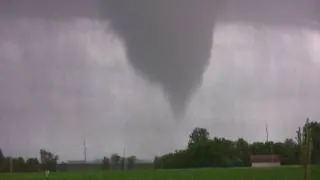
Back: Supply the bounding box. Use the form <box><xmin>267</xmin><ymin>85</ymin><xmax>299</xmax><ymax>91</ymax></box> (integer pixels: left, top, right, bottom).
<box><xmin>217</xmin><ymin>0</ymin><xmax>320</xmax><ymax>29</ymax></box>
<box><xmin>0</xmin><ymin>0</ymin><xmax>99</xmax><ymax>19</ymax></box>
<box><xmin>1</xmin><ymin>0</ymin><xmax>319</xmax><ymax>29</ymax></box>
<box><xmin>99</xmin><ymin>0</ymin><xmax>320</xmax><ymax>118</ymax></box>
<box><xmin>5</xmin><ymin>0</ymin><xmax>316</xmax><ymax>119</ymax></box>
<box><xmin>100</xmin><ymin>0</ymin><xmax>218</xmax><ymax>118</ymax></box>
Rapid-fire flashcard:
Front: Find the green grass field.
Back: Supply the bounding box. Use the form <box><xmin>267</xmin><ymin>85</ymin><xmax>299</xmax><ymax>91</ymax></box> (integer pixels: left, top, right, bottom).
<box><xmin>1</xmin><ymin>166</ymin><xmax>319</xmax><ymax>180</ymax></box>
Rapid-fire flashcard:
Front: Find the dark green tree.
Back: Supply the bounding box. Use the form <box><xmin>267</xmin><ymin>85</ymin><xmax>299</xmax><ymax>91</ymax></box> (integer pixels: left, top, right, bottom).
<box><xmin>0</xmin><ymin>149</ymin><xmax>3</xmax><ymax>160</ymax></box>
<box><xmin>297</xmin><ymin>118</ymin><xmax>313</xmax><ymax>180</ymax></box>
<box><xmin>110</xmin><ymin>153</ymin><xmax>121</xmax><ymax>169</ymax></box>
<box><xmin>25</xmin><ymin>158</ymin><xmax>40</xmax><ymax>172</ymax></box>
<box><xmin>151</xmin><ymin>122</ymin><xmax>315</xmax><ymax>170</ymax></box>
<box><xmin>11</xmin><ymin>157</ymin><xmax>26</xmax><ymax>172</ymax></box>
<box><xmin>308</xmin><ymin>121</ymin><xmax>320</xmax><ymax>164</ymax></box>
<box><xmin>188</xmin><ymin>127</ymin><xmax>210</xmax><ymax>148</ymax></box>
<box><xmin>102</xmin><ymin>156</ymin><xmax>110</xmax><ymax>170</ymax></box>
<box><xmin>0</xmin><ymin>157</ymin><xmax>9</xmax><ymax>172</ymax></box>
<box><xmin>235</xmin><ymin>138</ymin><xmax>250</xmax><ymax>166</ymax></box>
<box><xmin>153</xmin><ymin>156</ymin><xmax>163</xmax><ymax>169</ymax></box>
<box><xmin>250</xmin><ymin>141</ymin><xmax>277</xmax><ymax>156</ymax></box>
<box><xmin>40</xmin><ymin>149</ymin><xmax>59</xmax><ymax>172</ymax></box>
<box><xmin>127</xmin><ymin>156</ymin><xmax>136</xmax><ymax>170</ymax></box>
<box><xmin>58</xmin><ymin>161</ymin><xmax>68</xmax><ymax>172</ymax></box>
<box><xmin>276</xmin><ymin>139</ymin><xmax>299</xmax><ymax>165</ymax></box>
<box><xmin>0</xmin><ymin>149</ymin><xmax>3</xmax><ymax>170</ymax></box>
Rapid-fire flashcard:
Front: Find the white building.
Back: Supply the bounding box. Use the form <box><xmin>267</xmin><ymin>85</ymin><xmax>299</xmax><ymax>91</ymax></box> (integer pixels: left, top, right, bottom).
<box><xmin>250</xmin><ymin>155</ymin><xmax>281</xmax><ymax>167</ymax></box>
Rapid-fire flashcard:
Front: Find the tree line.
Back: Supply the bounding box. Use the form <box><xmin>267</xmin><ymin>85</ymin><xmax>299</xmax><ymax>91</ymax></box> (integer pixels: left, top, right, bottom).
<box><xmin>153</xmin><ymin>119</ymin><xmax>320</xmax><ymax>169</ymax></box>
<box><xmin>101</xmin><ymin>154</ymin><xmax>136</xmax><ymax>170</ymax></box>
<box><xmin>0</xmin><ymin>148</ymin><xmax>137</xmax><ymax>172</ymax></box>
<box><xmin>1</xmin><ymin>118</ymin><xmax>319</xmax><ymax>172</ymax></box>
<box><xmin>0</xmin><ymin>149</ymin><xmax>58</xmax><ymax>173</ymax></box>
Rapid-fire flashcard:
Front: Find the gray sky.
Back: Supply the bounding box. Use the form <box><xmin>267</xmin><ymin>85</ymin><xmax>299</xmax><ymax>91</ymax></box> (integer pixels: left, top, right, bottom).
<box><xmin>1</xmin><ymin>0</ymin><xmax>320</xmax><ymax>161</ymax></box>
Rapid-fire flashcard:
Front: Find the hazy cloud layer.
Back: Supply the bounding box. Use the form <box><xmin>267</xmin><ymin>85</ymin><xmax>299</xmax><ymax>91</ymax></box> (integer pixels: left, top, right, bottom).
<box><xmin>0</xmin><ymin>0</ymin><xmax>320</xmax><ymax>161</ymax></box>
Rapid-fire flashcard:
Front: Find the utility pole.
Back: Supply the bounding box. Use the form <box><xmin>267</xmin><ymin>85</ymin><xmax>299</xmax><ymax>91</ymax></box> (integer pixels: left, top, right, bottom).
<box><xmin>9</xmin><ymin>156</ymin><xmax>13</xmax><ymax>173</ymax></box>
<box><xmin>265</xmin><ymin>123</ymin><xmax>269</xmax><ymax>143</ymax></box>
<box><xmin>83</xmin><ymin>139</ymin><xmax>87</xmax><ymax>162</ymax></box>
<box><xmin>265</xmin><ymin>123</ymin><xmax>274</xmax><ymax>155</ymax></box>
<box><xmin>7</xmin><ymin>136</ymin><xmax>13</xmax><ymax>173</ymax></box>
<box><xmin>122</xmin><ymin>148</ymin><xmax>126</xmax><ymax>171</ymax></box>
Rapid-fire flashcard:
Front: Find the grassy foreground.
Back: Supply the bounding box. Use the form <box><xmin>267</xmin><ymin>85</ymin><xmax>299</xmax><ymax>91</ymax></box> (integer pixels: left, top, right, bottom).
<box><xmin>1</xmin><ymin>166</ymin><xmax>319</xmax><ymax>180</ymax></box>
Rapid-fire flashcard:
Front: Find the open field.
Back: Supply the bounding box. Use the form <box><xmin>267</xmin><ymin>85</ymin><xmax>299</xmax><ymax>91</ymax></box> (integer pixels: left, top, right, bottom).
<box><xmin>0</xmin><ymin>166</ymin><xmax>320</xmax><ymax>180</ymax></box>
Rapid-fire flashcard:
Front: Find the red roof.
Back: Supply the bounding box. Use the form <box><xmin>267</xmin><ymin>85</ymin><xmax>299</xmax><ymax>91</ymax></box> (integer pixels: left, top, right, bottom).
<box><xmin>250</xmin><ymin>155</ymin><xmax>280</xmax><ymax>163</ymax></box>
